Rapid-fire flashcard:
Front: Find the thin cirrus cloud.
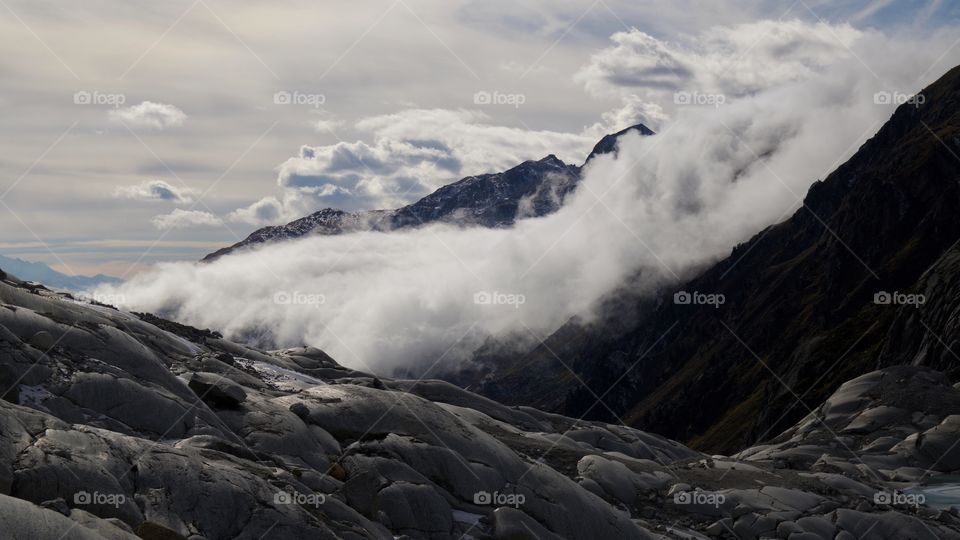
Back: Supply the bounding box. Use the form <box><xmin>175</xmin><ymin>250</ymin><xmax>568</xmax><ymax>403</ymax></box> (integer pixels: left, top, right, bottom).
<box><xmin>114</xmin><ymin>180</ymin><xmax>196</xmax><ymax>203</ymax></box>
<box><xmin>109</xmin><ymin>101</ymin><xmax>187</xmax><ymax>130</ymax></box>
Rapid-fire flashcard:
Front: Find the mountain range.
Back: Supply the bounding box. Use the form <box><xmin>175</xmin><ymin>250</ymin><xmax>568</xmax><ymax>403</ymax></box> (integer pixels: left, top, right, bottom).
<box><xmin>0</xmin><ymin>254</ymin><xmax>121</xmax><ymax>292</ymax></box>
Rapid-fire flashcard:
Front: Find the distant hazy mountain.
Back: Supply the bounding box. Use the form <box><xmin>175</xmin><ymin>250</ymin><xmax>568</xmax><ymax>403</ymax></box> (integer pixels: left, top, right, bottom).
<box><xmin>0</xmin><ymin>254</ymin><xmax>121</xmax><ymax>291</ymax></box>
<box><xmin>202</xmin><ymin>124</ymin><xmax>654</xmax><ymax>261</ymax></box>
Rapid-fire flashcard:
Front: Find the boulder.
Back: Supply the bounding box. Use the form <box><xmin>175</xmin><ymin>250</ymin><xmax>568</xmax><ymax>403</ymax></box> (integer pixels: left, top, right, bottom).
<box><xmin>186</xmin><ymin>372</ymin><xmax>247</xmax><ymax>408</ymax></box>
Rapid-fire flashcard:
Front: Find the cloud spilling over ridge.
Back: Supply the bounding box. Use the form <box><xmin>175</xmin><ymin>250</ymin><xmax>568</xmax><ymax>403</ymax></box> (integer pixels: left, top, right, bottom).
<box><xmin>99</xmin><ymin>22</ymin><xmax>960</xmax><ymax>375</ymax></box>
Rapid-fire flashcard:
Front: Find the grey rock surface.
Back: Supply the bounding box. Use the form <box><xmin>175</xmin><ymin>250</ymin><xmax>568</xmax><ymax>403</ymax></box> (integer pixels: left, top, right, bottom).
<box><xmin>1</xmin><ymin>273</ymin><xmax>959</xmax><ymax>539</ymax></box>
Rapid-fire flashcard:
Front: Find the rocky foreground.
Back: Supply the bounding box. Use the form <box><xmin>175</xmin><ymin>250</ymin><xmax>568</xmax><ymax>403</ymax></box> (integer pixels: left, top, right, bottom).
<box><xmin>1</xmin><ymin>272</ymin><xmax>959</xmax><ymax>539</ymax></box>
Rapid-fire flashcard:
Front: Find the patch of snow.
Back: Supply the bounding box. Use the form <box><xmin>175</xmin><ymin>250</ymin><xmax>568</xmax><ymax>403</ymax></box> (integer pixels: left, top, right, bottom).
<box><xmin>907</xmin><ymin>482</ymin><xmax>960</xmax><ymax>510</ymax></box>
<box><xmin>236</xmin><ymin>359</ymin><xmax>326</xmax><ymax>391</ymax></box>
<box><xmin>701</xmin><ymin>459</ymin><xmax>765</xmax><ymax>473</ymax></box>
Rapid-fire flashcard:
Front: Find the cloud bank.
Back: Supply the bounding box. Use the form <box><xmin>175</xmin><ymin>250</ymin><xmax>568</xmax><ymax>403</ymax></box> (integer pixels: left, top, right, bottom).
<box><xmin>100</xmin><ymin>21</ymin><xmax>960</xmax><ymax>375</ymax></box>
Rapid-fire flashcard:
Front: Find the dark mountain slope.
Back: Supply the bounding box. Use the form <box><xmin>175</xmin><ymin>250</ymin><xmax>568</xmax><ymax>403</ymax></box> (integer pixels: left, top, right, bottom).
<box><xmin>478</xmin><ymin>66</ymin><xmax>960</xmax><ymax>454</ymax></box>
<box><xmin>586</xmin><ymin>123</ymin><xmax>656</xmax><ymax>161</ymax></box>
<box><xmin>203</xmin><ymin>125</ymin><xmax>652</xmax><ymax>261</ymax></box>
<box><xmin>389</xmin><ymin>155</ymin><xmax>578</xmax><ymax>228</ymax></box>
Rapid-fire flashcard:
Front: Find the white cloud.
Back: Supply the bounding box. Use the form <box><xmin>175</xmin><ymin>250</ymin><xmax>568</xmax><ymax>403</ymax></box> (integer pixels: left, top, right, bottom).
<box><xmin>109</xmin><ymin>101</ymin><xmax>187</xmax><ymax>130</ymax></box>
<box><xmin>313</xmin><ymin>117</ymin><xmax>343</xmax><ymax>133</ymax></box>
<box><xmin>151</xmin><ymin>209</ymin><xmax>222</xmax><ymax>230</ymax></box>
<box><xmin>577</xmin><ymin>20</ymin><xmax>863</xmax><ymax>128</ymax></box>
<box><xmin>100</xmin><ymin>20</ymin><xmax>958</xmax><ymax>375</ymax></box>
<box><xmin>227</xmin><ymin>196</ymin><xmax>286</xmax><ymax>226</ymax></box>
<box><xmin>276</xmin><ymin>138</ymin><xmax>459</xmax><ymax>211</ymax></box>
<box><xmin>226</xmin><ymin>191</ymin><xmax>315</xmax><ymax>226</ymax></box>
<box><xmin>587</xmin><ymin>95</ymin><xmax>670</xmax><ymax>135</ymax></box>
<box><xmin>114</xmin><ymin>180</ymin><xmax>197</xmax><ymax>203</ymax></box>
<box><xmin>355</xmin><ymin>109</ymin><xmax>595</xmax><ymax>175</ymax></box>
